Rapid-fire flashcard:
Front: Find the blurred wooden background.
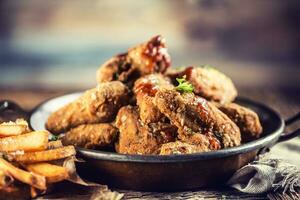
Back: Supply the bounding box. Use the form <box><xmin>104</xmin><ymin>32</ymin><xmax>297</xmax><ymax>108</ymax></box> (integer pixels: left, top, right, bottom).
<box><xmin>0</xmin><ymin>0</ymin><xmax>299</xmax><ymax>91</ymax></box>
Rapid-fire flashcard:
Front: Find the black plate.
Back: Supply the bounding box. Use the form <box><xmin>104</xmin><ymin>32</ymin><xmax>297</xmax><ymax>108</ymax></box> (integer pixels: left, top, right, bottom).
<box><xmin>29</xmin><ymin>93</ymin><xmax>284</xmax><ymax>161</ymax></box>
<box><xmin>1</xmin><ymin>94</ymin><xmax>299</xmax><ymax>191</ymax></box>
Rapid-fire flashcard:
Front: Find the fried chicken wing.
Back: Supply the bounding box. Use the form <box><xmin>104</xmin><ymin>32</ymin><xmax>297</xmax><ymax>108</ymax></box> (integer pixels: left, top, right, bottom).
<box><xmin>134</xmin><ymin>74</ymin><xmax>173</xmax><ymax>123</ymax></box>
<box><xmin>43</xmin><ymin>35</ymin><xmax>264</xmax><ymax>155</ymax></box>
<box><xmin>154</xmin><ymin>89</ymin><xmax>241</xmax><ymax>148</ymax></box>
<box><xmin>46</xmin><ymin>81</ymin><xmax>130</xmax><ymax>134</ymax></box>
<box><xmin>96</xmin><ymin>53</ymin><xmax>129</xmax><ymax>83</ymax></box>
<box><xmin>97</xmin><ymin>35</ymin><xmax>171</xmax><ymax>86</ymax></box>
<box><xmin>115</xmin><ymin>106</ymin><xmax>176</xmax><ymax>155</ymax></box>
<box><xmin>62</xmin><ymin>123</ymin><xmax>118</xmax><ymax>149</ymax></box>
<box><xmin>167</xmin><ymin>66</ymin><xmax>237</xmax><ymax>104</ymax></box>
<box><xmin>160</xmin><ymin>141</ymin><xmax>207</xmax><ymax>155</ymax></box>
<box><xmin>217</xmin><ymin>103</ymin><xmax>262</xmax><ymax>142</ymax></box>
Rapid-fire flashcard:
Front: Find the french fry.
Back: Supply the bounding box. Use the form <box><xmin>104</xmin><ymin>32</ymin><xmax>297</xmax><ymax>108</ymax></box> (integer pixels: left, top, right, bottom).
<box><xmin>0</xmin><ymin>118</ymin><xmax>81</xmax><ymax>199</ymax></box>
<box><xmin>47</xmin><ymin>140</ymin><xmax>63</xmax><ymax>149</ymax></box>
<box><xmin>30</xmin><ymin>186</ymin><xmax>39</xmax><ymax>199</ymax></box>
<box><xmin>30</xmin><ymin>186</ymin><xmax>46</xmax><ymax>198</ymax></box>
<box><xmin>0</xmin><ymin>119</ymin><xmax>29</xmax><ymax>138</ymax></box>
<box><xmin>0</xmin><ymin>131</ymin><xmax>48</xmax><ymax>152</ymax></box>
<box><xmin>25</xmin><ymin>162</ymin><xmax>69</xmax><ymax>183</ymax></box>
<box><xmin>0</xmin><ymin>158</ymin><xmax>46</xmax><ymax>190</ymax></box>
<box><xmin>10</xmin><ymin>146</ymin><xmax>76</xmax><ymax>164</ymax></box>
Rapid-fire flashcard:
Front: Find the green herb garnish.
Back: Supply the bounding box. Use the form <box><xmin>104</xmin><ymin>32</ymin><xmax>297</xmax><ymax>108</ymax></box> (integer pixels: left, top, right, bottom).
<box><xmin>175</xmin><ymin>75</ymin><xmax>194</xmax><ymax>93</ymax></box>
<box><xmin>49</xmin><ymin>134</ymin><xmax>59</xmax><ymax>141</ymax></box>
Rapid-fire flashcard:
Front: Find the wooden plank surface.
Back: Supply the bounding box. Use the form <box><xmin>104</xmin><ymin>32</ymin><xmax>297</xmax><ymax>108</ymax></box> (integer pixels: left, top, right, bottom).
<box><xmin>0</xmin><ymin>87</ymin><xmax>299</xmax><ymax>200</ymax></box>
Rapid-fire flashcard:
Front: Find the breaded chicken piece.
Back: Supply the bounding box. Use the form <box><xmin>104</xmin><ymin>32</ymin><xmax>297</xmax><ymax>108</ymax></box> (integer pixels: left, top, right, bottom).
<box><xmin>62</xmin><ymin>123</ymin><xmax>118</xmax><ymax>149</ymax></box>
<box><xmin>160</xmin><ymin>141</ymin><xmax>208</xmax><ymax>155</ymax></box>
<box><xmin>217</xmin><ymin>103</ymin><xmax>263</xmax><ymax>142</ymax></box>
<box><xmin>96</xmin><ymin>53</ymin><xmax>129</xmax><ymax>83</ymax></box>
<box><xmin>115</xmin><ymin>106</ymin><xmax>176</xmax><ymax>155</ymax></box>
<box><xmin>167</xmin><ymin>66</ymin><xmax>237</xmax><ymax>104</ymax></box>
<box><xmin>97</xmin><ymin>35</ymin><xmax>171</xmax><ymax>86</ymax></box>
<box><xmin>134</xmin><ymin>74</ymin><xmax>173</xmax><ymax>123</ymax></box>
<box><xmin>154</xmin><ymin>89</ymin><xmax>241</xmax><ymax>148</ymax></box>
<box><xmin>46</xmin><ymin>81</ymin><xmax>130</xmax><ymax>134</ymax></box>
<box><xmin>178</xmin><ymin>131</ymin><xmax>220</xmax><ymax>151</ymax></box>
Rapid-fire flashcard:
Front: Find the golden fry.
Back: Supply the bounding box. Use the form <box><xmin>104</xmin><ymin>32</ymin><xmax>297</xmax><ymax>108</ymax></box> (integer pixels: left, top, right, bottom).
<box><xmin>0</xmin><ymin>131</ymin><xmax>49</xmax><ymax>152</ymax></box>
<box><xmin>47</xmin><ymin>140</ymin><xmax>63</xmax><ymax>149</ymax></box>
<box><xmin>25</xmin><ymin>162</ymin><xmax>69</xmax><ymax>183</ymax></box>
<box><xmin>0</xmin><ymin>158</ymin><xmax>46</xmax><ymax>190</ymax></box>
<box><xmin>11</xmin><ymin>146</ymin><xmax>76</xmax><ymax>164</ymax></box>
<box><xmin>0</xmin><ymin>119</ymin><xmax>29</xmax><ymax>138</ymax></box>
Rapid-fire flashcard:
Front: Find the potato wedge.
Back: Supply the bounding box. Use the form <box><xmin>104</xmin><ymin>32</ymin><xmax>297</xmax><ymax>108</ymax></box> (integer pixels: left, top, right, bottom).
<box><xmin>0</xmin><ymin>119</ymin><xmax>29</xmax><ymax>138</ymax></box>
<box><xmin>11</xmin><ymin>146</ymin><xmax>76</xmax><ymax>164</ymax></box>
<box><xmin>47</xmin><ymin>140</ymin><xmax>63</xmax><ymax>149</ymax></box>
<box><xmin>0</xmin><ymin>131</ymin><xmax>48</xmax><ymax>152</ymax></box>
<box><xmin>0</xmin><ymin>158</ymin><xmax>46</xmax><ymax>190</ymax></box>
<box><xmin>25</xmin><ymin>163</ymin><xmax>69</xmax><ymax>183</ymax></box>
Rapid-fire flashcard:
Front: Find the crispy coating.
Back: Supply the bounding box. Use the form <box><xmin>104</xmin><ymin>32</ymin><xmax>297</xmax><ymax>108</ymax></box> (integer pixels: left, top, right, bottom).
<box><xmin>217</xmin><ymin>103</ymin><xmax>263</xmax><ymax>142</ymax></box>
<box><xmin>44</xmin><ymin>35</ymin><xmax>264</xmax><ymax>155</ymax></box>
<box><xmin>97</xmin><ymin>35</ymin><xmax>171</xmax><ymax>86</ymax></box>
<box><xmin>96</xmin><ymin>53</ymin><xmax>129</xmax><ymax>83</ymax></box>
<box><xmin>160</xmin><ymin>141</ymin><xmax>208</xmax><ymax>155</ymax></box>
<box><xmin>115</xmin><ymin>106</ymin><xmax>176</xmax><ymax>155</ymax></box>
<box><xmin>154</xmin><ymin>89</ymin><xmax>241</xmax><ymax>148</ymax></box>
<box><xmin>62</xmin><ymin>123</ymin><xmax>119</xmax><ymax>149</ymax></box>
<box><xmin>134</xmin><ymin>74</ymin><xmax>173</xmax><ymax>123</ymax></box>
<box><xmin>178</xmin><ymin>131</ymin><xmax>218</xmax><ymax>151</ymax></box>
<box><xmin>167</xmin><ymin>66</ymin><xmax>237</xmax><ymax>104</ymax></box>
<box><xmin>46</xmin><ymin>81</ymin><xmax>130</xmax><ymax>134</ymax></box>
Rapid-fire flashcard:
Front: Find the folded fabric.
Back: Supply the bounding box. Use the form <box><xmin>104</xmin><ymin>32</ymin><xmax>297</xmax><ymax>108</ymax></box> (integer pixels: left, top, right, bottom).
<box><xmin>227</xmin><ymin>153</ymin><xmax>300</xmax><ymax>198</ymax></box>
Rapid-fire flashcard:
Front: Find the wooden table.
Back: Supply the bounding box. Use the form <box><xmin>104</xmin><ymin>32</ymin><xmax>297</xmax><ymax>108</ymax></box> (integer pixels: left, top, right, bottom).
<box><xmin>0</xmin><ymin>87</ymin><xmax>299</xmax><ymax>200</ymax></box>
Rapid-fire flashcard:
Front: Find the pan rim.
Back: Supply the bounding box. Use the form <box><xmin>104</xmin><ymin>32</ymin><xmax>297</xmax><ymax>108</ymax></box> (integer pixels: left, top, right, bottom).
<box><xmin>30</xmin><ymin>93</ymin><xmax>285</xmax><ymax>163</ymax></box>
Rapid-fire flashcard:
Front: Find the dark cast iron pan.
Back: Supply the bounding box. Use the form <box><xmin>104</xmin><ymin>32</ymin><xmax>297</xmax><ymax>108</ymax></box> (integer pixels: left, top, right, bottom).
<box><xmin>0</xmin><ymin>93</ymin><xmax>299</xmax><ymax>191</ymax></box>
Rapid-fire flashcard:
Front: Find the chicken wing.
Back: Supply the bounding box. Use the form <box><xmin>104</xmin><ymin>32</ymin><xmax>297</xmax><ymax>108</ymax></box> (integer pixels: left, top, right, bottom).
<box><xmin>160</xmin><ymin>141</ymin><xmax>207</xmax><ymax>155</ymax></box>
<box><xmin>167</xmin><ymin>66</ymin><xmax>237</xmax><ymax>104</ymax></box>
<box><xmin>97</xmin><ymin>35</ymin><xmax>171</xmax><ymax>86</ymax></box>
<box><xmin>115</xmin><ymin>106</ymin><xmax>176</xmax><ymax>155</ymax></box>
<box><xmin>154</xmin><ymin>89</ymin><xmax>241</xmax><ymax>149</ymax></box>
<box><xmin>217</xmin><ymin>103</ymin><xmax>262</xmax><ymax>142</ymax></box>
<box><xmin>62</xmin><ymin>123</ymin><xmax>118</xmax><ymax>149</ymax></box>
<box><xmin>134</xmin><ymin>74</ymin><xmax>173</xmax><ymax>123</ymax></box>
<box><xmin>46</xmin><ymin>81</ymin><xmax>130</xmax><ymax>134</ymax></box>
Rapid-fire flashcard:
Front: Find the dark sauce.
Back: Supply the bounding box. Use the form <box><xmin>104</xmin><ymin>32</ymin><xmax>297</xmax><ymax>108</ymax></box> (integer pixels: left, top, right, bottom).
<box><xmin>135</xmin><ymin>82</ymin><xmax>158</xmax><ymax>97</ymax></box>
<box><xmin>143</xmin><ymin>35</ymin><xmax>171</xmax><ymax>73</ymax></box>
<box><xmin>134</xmin><ymin>75</ymin><xmax>160</xmax><ymax>97</ymax></box>
<box><xmin>193</xmin><ymin>95</ymin><xmax>209</xmax><ymax>120</ymax></box>
<box><xmin>155</xmin><ymin>130</ymin><xmax>176</xmax><ymax>144</ymax></box>
<box><xmin>183</xmin><ymin>66</ymin><xmax>194</xmax><ymax>80</ymax></box>
<box><xmin>205</xmin><ymin>132</ymin><xmax>221</xmax><ymax>150</ymax></box>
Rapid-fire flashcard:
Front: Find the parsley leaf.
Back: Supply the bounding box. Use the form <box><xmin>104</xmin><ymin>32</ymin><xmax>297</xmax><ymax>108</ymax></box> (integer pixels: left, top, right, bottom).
<box><xmin>49</xmin><ymin>134</ymin><xmax>59</xmax><ymax>141</ymax></box>
<box><xmin>175</xmin><ymin>75</ymin><xmax>194</xmax><ymax>93</ymax></box>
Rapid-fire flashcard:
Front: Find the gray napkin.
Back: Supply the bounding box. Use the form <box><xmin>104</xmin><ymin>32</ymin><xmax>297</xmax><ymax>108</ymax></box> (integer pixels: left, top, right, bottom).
<box><xmin>227</xmin><ymin>153</ymin><xmax>300</xmax><ymax>199</ymax></box>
